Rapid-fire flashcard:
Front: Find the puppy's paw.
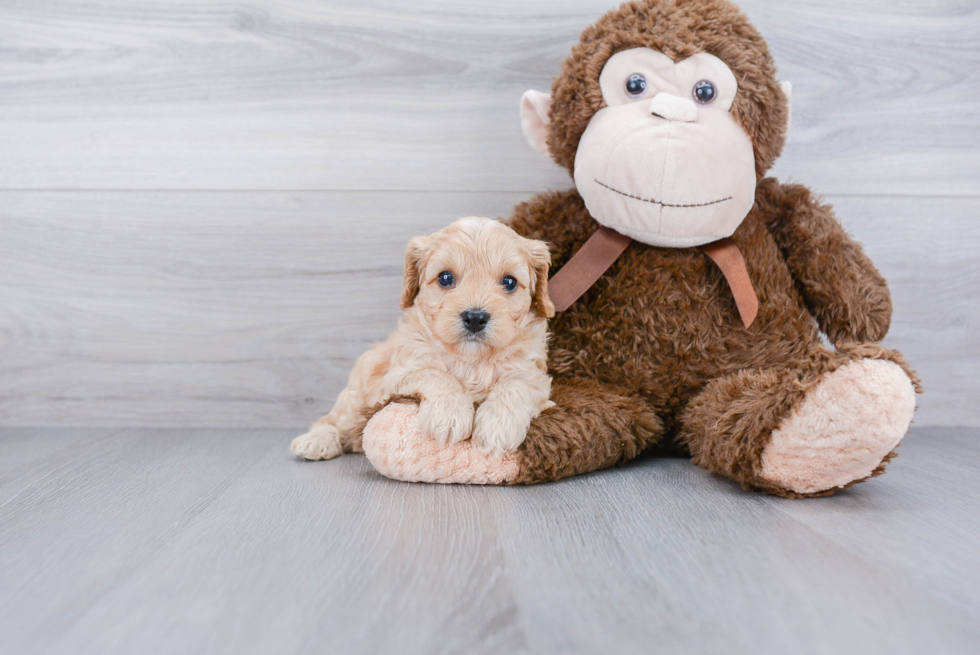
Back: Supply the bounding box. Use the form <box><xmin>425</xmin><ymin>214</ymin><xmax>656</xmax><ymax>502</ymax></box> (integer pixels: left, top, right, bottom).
<box><xmin>418</xmin><ymin>393</ymin><xmax>474</xmax><ymax>446</ymax></box>
<box><xmin>472</xmin><ymin>399</ymin><xmax>531</xmax><ymax>455</ymax></box>
<box><xmin>290</xmin><ymin>425</ymin><xmax>343</xmax><ymax>461</ymax></box>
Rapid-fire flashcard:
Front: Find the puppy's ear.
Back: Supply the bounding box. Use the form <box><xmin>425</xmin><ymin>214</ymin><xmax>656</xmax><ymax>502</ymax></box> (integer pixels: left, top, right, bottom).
<box><xmin>401</xmin><ymin>236</ymin><xmax>430</xmax><ymax>310</ymax></box>
<box><xmin>526</xmin><ymin>239</ymin><xmax>555</xmax><ymax>319</ymax></box>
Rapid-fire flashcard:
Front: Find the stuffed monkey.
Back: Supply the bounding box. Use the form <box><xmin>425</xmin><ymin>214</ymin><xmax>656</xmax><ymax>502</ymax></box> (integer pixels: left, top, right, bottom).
<box><xmin>361</xmin><ymin>0</ymin><xmax>919</xmax><ymax>497</ymax></box>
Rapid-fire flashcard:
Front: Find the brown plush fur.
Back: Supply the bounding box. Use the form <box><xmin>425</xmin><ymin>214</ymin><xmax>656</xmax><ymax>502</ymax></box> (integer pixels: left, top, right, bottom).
<box><xmin>511</xmin><ymin>378</ymin><xmax>663</xmax><ymax>484</ymax></box>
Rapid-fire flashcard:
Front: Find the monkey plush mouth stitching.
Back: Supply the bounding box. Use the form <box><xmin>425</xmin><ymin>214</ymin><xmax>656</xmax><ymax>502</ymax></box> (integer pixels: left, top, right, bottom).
<box><xmin>594</xmin><ymin>179</ymin><xmax>732</xmax><ymax>209</ymax></box>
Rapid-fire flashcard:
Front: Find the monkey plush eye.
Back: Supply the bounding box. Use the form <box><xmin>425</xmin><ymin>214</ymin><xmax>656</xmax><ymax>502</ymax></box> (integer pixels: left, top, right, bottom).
<box><xmin>625</xmin><ymin>73</ymin><xmax>647</xmax><ymax>97</ymax></box>
<box><xmin>437</xmin><ymin>271</ymin><xmax>455</xmax><ymax>288</ymax></box>
<box><xmin>693</xmin><ymin>80</ymin><xmax>716</xmax><ymax>104</ymax></box>
<box><xmin>501</xmin><ymin>275</ymin><xmax>518</xmax><ymax>292</ymax></box>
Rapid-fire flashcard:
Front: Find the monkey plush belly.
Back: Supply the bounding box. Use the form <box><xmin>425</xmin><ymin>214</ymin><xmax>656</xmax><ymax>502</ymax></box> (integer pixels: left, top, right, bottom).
<box><xmin>545</xmin><ymin>209</ymin><xmax>820</xmax><ymax>412</ymax></box>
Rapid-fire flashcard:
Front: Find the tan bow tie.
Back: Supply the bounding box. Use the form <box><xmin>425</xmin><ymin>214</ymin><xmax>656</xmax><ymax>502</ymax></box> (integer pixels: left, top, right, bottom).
<box><xmin>547</xmin><ymin>226</ymin><xmax>759</xmax><ymax>329</ymax></box>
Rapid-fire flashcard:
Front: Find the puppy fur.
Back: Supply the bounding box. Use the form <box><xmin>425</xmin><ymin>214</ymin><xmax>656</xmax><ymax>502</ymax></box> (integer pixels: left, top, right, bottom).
<box><xmin>291</xmin><ymin>217</ymin><xmax>556</xmax><ymax>461</ymax></box>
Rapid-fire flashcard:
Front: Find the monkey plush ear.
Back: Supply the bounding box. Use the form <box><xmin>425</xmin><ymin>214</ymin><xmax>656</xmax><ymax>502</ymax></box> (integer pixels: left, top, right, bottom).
<box><xmin>400</xmin><ymin>236</ymin><xmax>430</xmax><ymax>310</ymax></box>
<box><xmin>526</xmin><ymin>239</ymin><xmax>556</xmax><ymax>318</ymax></box>
<box><xmin>780</xmin><ymin>80</ymin><xmax>793</xmax><ymax>131</ymax></box>
<box><xmin>520</xmin><ymin>90</ymin><xmax>552</xmax><ymax>156</ymax></box>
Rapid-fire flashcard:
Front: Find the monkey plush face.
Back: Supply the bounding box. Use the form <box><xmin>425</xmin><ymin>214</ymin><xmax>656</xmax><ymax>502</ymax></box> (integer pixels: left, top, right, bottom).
<box><xmin>571</xmin><ymin>48</ymin><xmax>756</xmax><ymax>247</ymax></box>
<box><xmin>520</xmin><ymin>0</ymin><xmax>790</xmax><ymax>246</ymax></box>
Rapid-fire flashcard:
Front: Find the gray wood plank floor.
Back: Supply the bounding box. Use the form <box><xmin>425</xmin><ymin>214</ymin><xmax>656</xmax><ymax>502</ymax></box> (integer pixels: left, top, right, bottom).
<box><xmin>1</xmin><ymin>426</ymin><xmax>978</xmax><ymax>654</ymax></box>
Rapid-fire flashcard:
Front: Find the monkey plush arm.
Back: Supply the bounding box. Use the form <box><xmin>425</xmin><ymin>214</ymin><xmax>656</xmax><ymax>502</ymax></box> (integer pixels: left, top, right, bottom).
<box><xmin>505</xmin><ymin>188</ymin><xmax>597</xmax><ymax>268</ymax></box>
<box><xmin>759</xmin><ymin>179</ymin><xmax>892</xmax><ymax>344</ymax></box>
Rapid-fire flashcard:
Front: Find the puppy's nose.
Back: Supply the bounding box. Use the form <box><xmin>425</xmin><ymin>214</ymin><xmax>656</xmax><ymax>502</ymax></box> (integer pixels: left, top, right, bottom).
<box><xmin>461</xmin><ymin>309</ymin><xmax>490</xmax><ymax>334</ymax></box>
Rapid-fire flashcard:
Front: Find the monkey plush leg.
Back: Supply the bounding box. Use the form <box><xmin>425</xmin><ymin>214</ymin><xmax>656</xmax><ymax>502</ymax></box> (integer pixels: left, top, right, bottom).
<box><xmin>510</xmin><ymin>379</ymin><xmax>663</xmax><ymax>484</ymax></box>
<box><xmin>361</xmin><ymin>379</ymin><xmax>663</xmax><ymax>485</ymax></box>
<box><xmin>679</xmin><ymin>346</ymin><xmax>919</xmax><ymax>497</ymax></box>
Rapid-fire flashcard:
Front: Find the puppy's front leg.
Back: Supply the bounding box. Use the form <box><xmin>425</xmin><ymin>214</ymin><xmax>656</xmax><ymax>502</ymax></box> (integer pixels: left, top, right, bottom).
<box><xmin>291</xmin><ymin>387</ymin><xmax>365</xmax><ymax>460</ymax></box>
<box><xmin>291</xmin><ymin>344</ymin><xmax>392</xmax><ymax>460</ymax></box>
<box><xmin>394</xmin><ymin>370</ymin><xmax>474</xmax><ymax>446</ymax></box>
<box><xmin>473</xmin><ymin>371</ymin><xmax>553</xmax><ymax>455</ymax></box>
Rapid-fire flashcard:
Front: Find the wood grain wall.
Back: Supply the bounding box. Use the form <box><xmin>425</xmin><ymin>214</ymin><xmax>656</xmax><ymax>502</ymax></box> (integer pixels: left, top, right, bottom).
<box><xmin>1</xmin><ymin>0</ymin><xmax>977</xmax><ymax>427</ymax></box>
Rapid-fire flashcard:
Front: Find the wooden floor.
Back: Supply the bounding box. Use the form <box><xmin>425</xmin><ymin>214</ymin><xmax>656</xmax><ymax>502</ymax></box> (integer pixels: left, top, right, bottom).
<box><xmin>1</xmin><ymin>427</ymin><xmax>978</xmax><ymax>654</ymax></box>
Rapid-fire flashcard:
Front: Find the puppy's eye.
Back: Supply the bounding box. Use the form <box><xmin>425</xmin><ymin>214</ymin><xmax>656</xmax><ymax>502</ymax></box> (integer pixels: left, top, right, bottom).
<box><xmin>437</xmin><ymin>271</ymin><xmax>455</xmax><ymax>288</ymax></box>
<box><xmin>625</xmin><ymin>73</ymin><xmax>647</xmax><ymax>97</ymax></box>
<box><xmin>501</xmin><ymin>275</ymin><xmax>517</xmax><ymax>292</ymax></box>
<box><xmin>693</xmin><ymin>80</ymin><xmax>716</xmax><ymax>104</ymax></box>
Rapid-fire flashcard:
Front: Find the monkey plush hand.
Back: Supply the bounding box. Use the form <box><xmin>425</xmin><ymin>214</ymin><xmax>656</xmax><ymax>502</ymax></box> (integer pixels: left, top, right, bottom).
<box><xmin>361</xmin><ymin>0</ymin><xmax>920</xmax><ymax>497</ymax></box>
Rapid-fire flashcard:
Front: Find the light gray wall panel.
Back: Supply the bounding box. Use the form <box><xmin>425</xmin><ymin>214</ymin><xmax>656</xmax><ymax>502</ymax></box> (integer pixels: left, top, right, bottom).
<box><xmin>0</xmin><ymin>0</ymin><xmax>976</xmax><ymax>194</ymax></box>
<box><xmin>837</xmin><ymin>196</ymin><xmax>979</xmax><ymax>427</ymax></box>
<box><xmin>0</xmin><ymin>0</ymin><xmax>976</xmax><ymax>428</ymax></box>
<box><xmin>1</xmin><ymin>190</ymin><xmax>975</xmax><ymax>427</ymax></box>
<box><xmin>0</xmin><ymin>190</ymin><xmax>525</xmax><ymax>427</ymax></box>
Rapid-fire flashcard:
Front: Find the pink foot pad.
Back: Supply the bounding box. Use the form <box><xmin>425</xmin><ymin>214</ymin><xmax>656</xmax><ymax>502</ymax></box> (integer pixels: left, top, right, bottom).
<box><xmin>362</xmin><ymin>402</ymin><xmax>520</xmax><ymax>484</ymax></box>
<box><xmin>760</xmin><ymin>359</ymin><xmax>916</xmax><ymax>494</ymax></box>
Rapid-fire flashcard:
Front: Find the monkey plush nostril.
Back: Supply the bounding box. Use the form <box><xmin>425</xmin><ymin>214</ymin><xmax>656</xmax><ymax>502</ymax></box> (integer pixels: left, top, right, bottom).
<box><xmin>649</xmin><ymin>92</ymin><xmax>698</xmax><ymax>122</ymax></box>
<box><xmin>461</xmin><ymin>309</ymin><xmax>491</xmax><ymax>334</ymax></box>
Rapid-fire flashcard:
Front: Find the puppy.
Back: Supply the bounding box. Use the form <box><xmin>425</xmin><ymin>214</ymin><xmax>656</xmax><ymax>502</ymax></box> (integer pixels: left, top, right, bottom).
<box><xmin>290</xmin><ymin>217</ymin><xmax>556</xmax><ymax>461</ymax></box>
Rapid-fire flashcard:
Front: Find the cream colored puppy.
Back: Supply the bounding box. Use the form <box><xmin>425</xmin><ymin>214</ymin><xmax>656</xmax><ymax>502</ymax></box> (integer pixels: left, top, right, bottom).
<box><xmin>290</xmin><ymin>217</ymin><xmax>556</xmax><ymax>461</ymax></box>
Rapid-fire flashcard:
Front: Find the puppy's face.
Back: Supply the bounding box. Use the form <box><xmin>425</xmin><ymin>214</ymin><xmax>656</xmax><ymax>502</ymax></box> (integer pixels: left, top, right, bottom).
<box><xmin>401</xmin><ymin>217</ymin><xmax>555</xmax><ymax>355</ymax></box>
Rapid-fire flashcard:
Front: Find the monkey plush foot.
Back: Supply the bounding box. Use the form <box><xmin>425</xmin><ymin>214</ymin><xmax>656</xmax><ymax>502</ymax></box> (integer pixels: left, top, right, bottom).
<box><xmin>759</xmin><ymin>359</ymin><xmax>917</xmax><ymax>495</ymax></box>
<box><xmin>362</xmin><ymin>402</ymin><xmax>520</xmax><ymax>484</ymax></box>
